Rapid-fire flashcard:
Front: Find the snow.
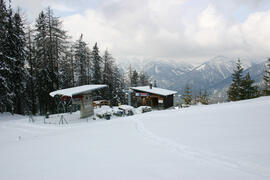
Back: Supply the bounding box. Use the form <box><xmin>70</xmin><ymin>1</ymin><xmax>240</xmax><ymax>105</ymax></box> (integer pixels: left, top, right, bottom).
<box><xmin>95</xmin><ymin>106</ymin><xmax>119</xmax><ymax>117</ymax></box>
<box><xmin>155</xmin><ymin>65</ymin><xmax>159</xmax><ymax>73</ymax></box>
<box><xmin>118</xmin><ymin>104</ymin><xmax>134</xmax><ymax>110</ymax></box>
<box><xmin>131</xmin><ymin>86</ymin><xmax>177</xmax><ymax>96</ymax></box>
<box><xmin>49</xmin><ymin>84</ymin><xmax>107</xmax><ymax>97</ymax></box>
<box><xmin>0</xmin><ymin>97</ymin><xmax>270</xmax><ymax>179</ymax></box>
<box><xmin>196</xmin><ymin>63</ymin><xmax>206</xmax><ymax>71</ymax></box>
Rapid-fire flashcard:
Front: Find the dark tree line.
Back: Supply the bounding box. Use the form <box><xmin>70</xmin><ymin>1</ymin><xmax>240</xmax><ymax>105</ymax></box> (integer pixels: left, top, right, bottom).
<box><xmin>1</xmin><ymin>1</ymin><xmax>147</xmax><ymax>115</ymax></box>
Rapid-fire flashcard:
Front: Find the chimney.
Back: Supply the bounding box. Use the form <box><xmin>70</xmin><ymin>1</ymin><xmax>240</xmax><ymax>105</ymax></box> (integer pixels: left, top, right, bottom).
<box><xmin>149</xmin><ymin>83</ymin><xmax>152</xmax><ymax>89</ymax></box>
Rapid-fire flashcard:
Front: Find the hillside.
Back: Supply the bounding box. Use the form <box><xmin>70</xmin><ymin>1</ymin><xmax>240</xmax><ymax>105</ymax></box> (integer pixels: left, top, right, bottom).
<box><xmin>0</xmin><ymin>97</ymin><xmax>270</xmax><ymax>180</ymax></box>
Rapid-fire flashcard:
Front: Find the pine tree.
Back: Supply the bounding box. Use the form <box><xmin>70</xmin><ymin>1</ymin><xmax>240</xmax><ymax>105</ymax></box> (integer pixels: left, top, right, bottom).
<box><xmin>25</xmin><ymin>26</ymin><xmax>37</xmax><ymax>114</ymax></box>
<box><xmin>262</xmin><ymin>58</ymin><xmax>270</xmax><ymax>95</ymax></box>
<box><xmin>46</xmin><ymin>7</ymin><xmax>68</xmax><ymax>90</ymax></box>
<box><xmin>128</xmin><ymin>65</ymin><xmax>132</xmax><ymax>86</ymax></box>
<box><xmin>11</xmin><ymin>11</ymin><xmax>27</xmax><ymax>114</ymax></box>
<box><xmin>101</xmin><ymin>49</ymin><xmax>126</xmax><ymax>104</ymax></box>
<box><xmin>194</xmin><ymin>88</ymin><xmax>202</xmax><ymax>104</ymax></box>
<box><xmin>139</xmin><ymin>71</ymin><xmax>149</xmax><ymax>86</ymax></box>
<box><xmin>58</xmin><ymin>46</ymin><xmax>74</xmax><ymax>88</ymax></box>
<box><xmin>5</xmin><ymin>7</ymin><xmax>17</xmax><ymax>113</ymax></box>
<box><xmin>0</xmin><ymin>4</ymin><xmax>27</xmax><ymax>114</ymax></box>
<box><xmin>73</xmin><ymin>34</ymin><xmax>91</xmax><ymax>86</ymax></box>
<box><xmin>111</xmin><ymin>65</ymin><xmax>125</xmax><ymax>105</ymax></box>
<box><xmin>199</xmin><ymin>89</ymin><xmax>209</xmax><ymax>105</ymax></box>
<box><xmin>91</xmin><ymin>42</ymin><xmax>102</xmax><ymax>84</ymax></box>
<box><xmin>227</xmin><ymin>59</ymin><xmax>244</xmax><ymax>101</ymax></box>
<box><xmin>228</xmin><ymin>59</ymin><xmax>258</xmax><ymax>101</ymax></box>
<box><xmin>153</xmin><ymin>80</ymin><xmax>157</xmax><ymax>87</ymax></box>
<box><xmin>182</xmin><ymin>84</ymin><xmax>192</xmax><ymax>106</ymax></box>
<box><xmin>102</xmin><ymin>49</ymin><xmax>115</xmax><ymax>100</ymax></box>
<box><xmin>34</xmin><ymin>10</ymin><xmax>50</xmax><ymax>114</ymax></box>
<box><xmin>0</xmin><ymin>0</ymin><xmax>10</xmax><ymax>112</ymax></box>
<box><xmin>34</xmin><ymin>8</ymin><xmax>68</xmax><ymax>114</ymax></box>
<box><xmin>131</xmin><ymin>70</ymin><xmax>139</xmax><ymax>87</ymax></box>
<box><xmin>242</xmin><ymin>73</ymin><xmax>259</xmax><ymax>99</ymax></box>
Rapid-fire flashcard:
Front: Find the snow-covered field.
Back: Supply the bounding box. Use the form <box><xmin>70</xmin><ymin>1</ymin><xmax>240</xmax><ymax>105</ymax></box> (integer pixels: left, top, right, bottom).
<box><xmin>0</xmin><ymin>97</ymin><xmax>270</xmax><ymax>180</ymax></box>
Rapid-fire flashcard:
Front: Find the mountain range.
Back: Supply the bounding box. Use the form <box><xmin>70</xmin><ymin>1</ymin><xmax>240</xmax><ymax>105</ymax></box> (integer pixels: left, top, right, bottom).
<box><xmin>116</xmin><ymin>56</ymin><xmax>267</xmax><ymax>102</ymax></box>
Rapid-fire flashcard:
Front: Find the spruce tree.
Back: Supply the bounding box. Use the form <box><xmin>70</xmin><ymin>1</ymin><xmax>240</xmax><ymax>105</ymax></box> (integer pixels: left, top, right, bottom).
<box><xmin>0</xmin><ymin>5</ymin><xmax>27</xmax><ymax>114</ymax></box>
<box><xmin>153</xmin><ymin>80</ymin><xmax>157</xmax><ymax>87</ymax></box>
<box><xmin>227</xmin><ymin>59</ymin><xmax>244</xmax><ymax>101</ymax></box>
<box><xmin>131</xmin><ymin>70</ymin><xmax>139</xmax><ymax>87</ymax></box>
<box><xmin>34</xmin><ymin>8</ymin><xmax>68</xmax><ymax>114</ymax></box>
<box><xmin>91</xmin><ymin>42</ymin><xmax>102</xmax><ymax>84</ymax></box>
<box><xmin>139</xmin><ymin>71</ymin><xmax>149</xmax><ymax>86</ymax></box>
<box><xmin>111</xmin><ymin>65</ymin><xmax>125</xmax><ymax>105</ymax></box>
<box><xmin>58</xmin><ymin>47</ymin><xmax>75</xmax><ymax>88</ymax></box>
<box><xmin>242</xmin><ymin>73</ymin><xmax>259</xmax><ymax>99</ymax></box>
<box><xmin>25</xmin><ymin>26</ymin><xmax>37</xmax><ymax>114</ymax></box>
<box><xmin>228</xmin><ymin>59</ymin><xmax>258</xmax><ymax>101</ymax></box>
<box><xmin>182</xmin><ymin>84</ymin><xmax>192</xmax><ymax>106</ymax></box>
<box><xmin>73</xmin><ymin>34</ymin><xmax>91</xmax><ymax>86</ymax></box>
<box><xmin>199</xmin><ymin>89</ymin><xmax>209</xmax><ymax>105</ymax></box>
<box><xmin>128</xmin><ymin>65</ymin><xmax>133</xmax><ymax>86</ymax></box>
<box><xmin>262</xmin><ymin>58</ymin><xmax>270</xmax><ymax>95</ymax></box>
<box><xmin>34</xmin><ymin>10</ymin><xmax>50</xmax><ymax>114</ymax></box>
<box><xmin>102</xmin><ymin>50</ymin><xmax>116</xmax><ymax>100</ymax></box>
<box><xmin>0</xmin><ymin>0</ymin><xmax>10</xmax><ymax>112</ymax></box>
<box><xmin>5</xmin><ymin>7</ymin><xmax>17</xmax><ymax>112</ymax></box>
<box><xmin>11</xmin><ymin>11</ymin><xmax>27</xmax><ymax>114</ymax></box>
<box><xmin>195</xmin><ymin>88</ymin><xmax>202</xmax><ymax>104</ymax></box>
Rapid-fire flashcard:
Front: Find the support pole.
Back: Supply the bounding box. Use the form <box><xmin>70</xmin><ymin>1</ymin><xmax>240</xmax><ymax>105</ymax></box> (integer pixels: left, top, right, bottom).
<box><xmin>59</xmin><ymin>115</ymin><xmax>68</xmax><ymax>124</ymax></box>
<box><xmin>28</xmin><ymin>114</ymin><xmax>35</xmax><ymax>123</ymax></box>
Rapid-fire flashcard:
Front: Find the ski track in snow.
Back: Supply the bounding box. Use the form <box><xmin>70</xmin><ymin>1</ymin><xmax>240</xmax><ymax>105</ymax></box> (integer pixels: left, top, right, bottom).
<box><xmin>133</xmin><ymin>118</ymin><xmax>270</xmax><ymax>179</ymax></box>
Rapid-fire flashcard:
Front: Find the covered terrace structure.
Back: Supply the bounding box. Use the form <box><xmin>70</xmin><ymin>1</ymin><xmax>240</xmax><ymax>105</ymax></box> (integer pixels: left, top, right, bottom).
<box><xmin>50</xmin><ymin>85</ymin><xmax>107</xmax><ymax>118</ymax></box>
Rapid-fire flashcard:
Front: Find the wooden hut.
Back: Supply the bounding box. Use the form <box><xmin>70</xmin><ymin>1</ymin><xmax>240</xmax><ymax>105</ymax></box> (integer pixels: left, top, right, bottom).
<box><xmin>130</xmin><ymin>85</ymin><xmax>177</xmax><ymax>109</ymax></box>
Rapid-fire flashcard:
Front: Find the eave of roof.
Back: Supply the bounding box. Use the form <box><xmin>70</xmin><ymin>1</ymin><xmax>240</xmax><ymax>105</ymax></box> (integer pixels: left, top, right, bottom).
<box><xmin>50</xmin><ymin>85</ymin><xmax>107</xmax><ymax>97</ymax></box>
<box><xmin>130</xmin><ymin>86</ymin><xmax>177</xmax><ymax>96</ymax></box>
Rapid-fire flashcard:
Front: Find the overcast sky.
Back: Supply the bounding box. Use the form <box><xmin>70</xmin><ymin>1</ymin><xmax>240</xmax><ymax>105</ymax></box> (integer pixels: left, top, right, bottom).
<box><xmin>13</xmin><ymin>0</ymin><xmax>270</xmax><ymax>64</ymax></box>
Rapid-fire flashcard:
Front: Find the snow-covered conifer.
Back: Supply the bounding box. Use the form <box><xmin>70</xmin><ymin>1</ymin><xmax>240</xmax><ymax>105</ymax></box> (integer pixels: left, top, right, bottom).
<box><xmin>262</xmin><ymin>58</ymin><xmax>270</xmax><ymax>95</ymax></box>
<box><xmin>73</xmin><ymin>34</ymin><xmax>91</xmax><ymax>86</ymax></box>
<box><xmin>227</xmin><ymin>59</ymin><xmax>244</xmax><ymax>101</ymax></box>
<box><xmin>91</xmin><ymin>42</ymin><xmax>102</xmax><ymax>84</ymax></box>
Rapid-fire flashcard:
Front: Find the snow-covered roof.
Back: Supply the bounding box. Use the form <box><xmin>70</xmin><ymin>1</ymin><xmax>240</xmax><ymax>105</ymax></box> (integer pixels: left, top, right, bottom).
<box><xmin>49</xmin><ymin>85</ymin><xmax>107</xmax><ymax>97</ymax></box>
<box><xmin>130</xmin><ymin>86</ymin><xmax>177</xmax><ymax>96</ymax></box>
<box><xmin>118</xmin><ymin>105</ymin><xmax>134</xmax><ymax>110</ymax></box>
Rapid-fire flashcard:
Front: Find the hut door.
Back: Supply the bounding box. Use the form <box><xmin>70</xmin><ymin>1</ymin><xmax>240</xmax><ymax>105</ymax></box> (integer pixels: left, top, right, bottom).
<box><xmin>151</xmin><ymin>97</ymin><xmax>158</xmax><ymax>107</ymax></box>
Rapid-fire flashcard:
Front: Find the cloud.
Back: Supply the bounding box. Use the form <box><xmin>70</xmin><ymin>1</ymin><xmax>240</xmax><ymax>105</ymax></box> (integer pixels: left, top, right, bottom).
<box><xmin>11</xmin><ymin>0</ymin><xmax>98</xmax><ymax>21</ymax></box>
<box><xmin>186</xmin><ymin>4</ymin><xmax>270</xmax><ymax>58</ymax></box>
<box><xmin>13</xmin><ymin>0</ymin><xmax>270</xmax><ymax>63</ymax></box>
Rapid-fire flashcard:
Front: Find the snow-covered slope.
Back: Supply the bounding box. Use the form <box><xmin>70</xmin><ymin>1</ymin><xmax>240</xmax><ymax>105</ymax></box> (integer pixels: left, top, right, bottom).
<box><xmin>1</xmin><ymin>97</ymin><xmax>270</xmax><ymax>180</ymax></box>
